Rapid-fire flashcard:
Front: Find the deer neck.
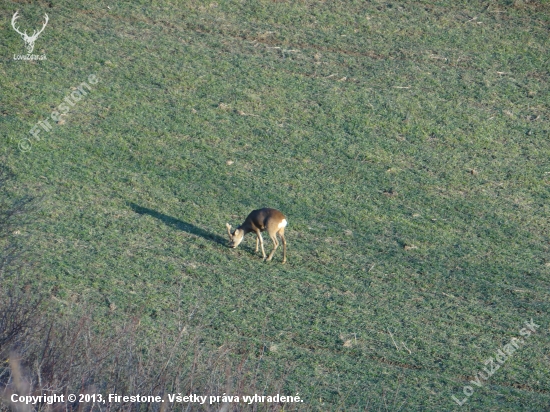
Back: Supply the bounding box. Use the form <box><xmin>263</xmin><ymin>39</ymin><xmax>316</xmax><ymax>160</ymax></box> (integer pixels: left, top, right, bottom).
<box><xmin>238</xmin><ymin>224</ymin><xmax>254</xmax><ymax>235</ymax></box>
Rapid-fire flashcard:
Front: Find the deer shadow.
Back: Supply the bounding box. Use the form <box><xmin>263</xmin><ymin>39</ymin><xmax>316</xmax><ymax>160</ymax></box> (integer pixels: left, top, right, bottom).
<box><xmin>128</xmin><ymin>202</ymin><xmax>227</xmax><ymax>245</ymax></box>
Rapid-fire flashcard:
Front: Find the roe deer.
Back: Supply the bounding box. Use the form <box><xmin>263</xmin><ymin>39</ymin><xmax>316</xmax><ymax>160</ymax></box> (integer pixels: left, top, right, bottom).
<box><xmin>226</xmin><ymin>208</ymin><xmax>287</xmax><ymax>263</ymax></box>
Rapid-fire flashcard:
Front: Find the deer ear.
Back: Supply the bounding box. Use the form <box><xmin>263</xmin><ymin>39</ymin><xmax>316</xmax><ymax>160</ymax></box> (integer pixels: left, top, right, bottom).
<box><xmin>226</xmin><ymin>223</ymin><xmax>232</xmax><ymax>238</ymax></box>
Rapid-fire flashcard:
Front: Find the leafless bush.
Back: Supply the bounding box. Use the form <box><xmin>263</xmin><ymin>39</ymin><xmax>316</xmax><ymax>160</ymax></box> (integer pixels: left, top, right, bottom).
<box><xmin>0</xmin><ymin>304</ymin><xmax>295</xmax><ymax>412</ymax></box>
<box><xmin>0</xmin><ymin>289</ymin><xmax>41</xmax><ymax>351</ymax></box>
<box><xmin>0</xmin><ymin>164</ymin><xmax>42</xmax><ymax>354</ymax></box>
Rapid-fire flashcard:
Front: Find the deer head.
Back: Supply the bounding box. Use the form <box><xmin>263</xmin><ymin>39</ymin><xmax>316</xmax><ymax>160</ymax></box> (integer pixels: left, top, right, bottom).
<box><xmin>226</xmin><ymin>223</ymin><xmax>245</xmax><ymax>248</ymax></box>
<box><xmin>11</xmin><ymin>11</ymin><xmax>49</xmax><ymax>54</ymax></box>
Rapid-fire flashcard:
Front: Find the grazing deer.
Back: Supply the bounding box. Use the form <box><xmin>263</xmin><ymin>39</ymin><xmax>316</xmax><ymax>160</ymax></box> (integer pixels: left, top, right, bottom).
<box><xmin>11</xmin><ymin>11</ymin><xmax>49</xmax><ymax>54</ymax></box>
<box><xmin>226</xmin><ymin>208</ymin><xmax>287</xmax><ymax>263</ymax></box>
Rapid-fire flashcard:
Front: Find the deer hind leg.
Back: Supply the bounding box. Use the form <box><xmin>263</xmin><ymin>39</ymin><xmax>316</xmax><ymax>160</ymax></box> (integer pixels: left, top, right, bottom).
<box><xmin>279</xmin><ymin>228</ymin><xmax>286</xmax><ymax>263</ymax></box>
<box><xmin>255</xmin><ymin>236</ymin><xmax>259</xmax><ymax>253</ymax></box>
<box><xmin>266</xmin><ymin>232</ymin><xmax>279</xmax><ymax>262</ymax></box>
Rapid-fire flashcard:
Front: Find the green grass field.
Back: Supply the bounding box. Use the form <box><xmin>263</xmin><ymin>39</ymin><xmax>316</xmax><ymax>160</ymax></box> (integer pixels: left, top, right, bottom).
<box><xmin>2</xmin><ymin>0</ymin><xmax>549</xmax><ymax>410</ymax></box>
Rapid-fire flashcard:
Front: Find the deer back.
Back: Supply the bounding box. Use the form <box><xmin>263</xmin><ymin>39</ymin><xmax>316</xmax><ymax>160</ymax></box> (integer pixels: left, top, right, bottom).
<box><xmin>243</xmin><ymin>208</ymin><xmax>286</xmax><ymax>233</ymax></box>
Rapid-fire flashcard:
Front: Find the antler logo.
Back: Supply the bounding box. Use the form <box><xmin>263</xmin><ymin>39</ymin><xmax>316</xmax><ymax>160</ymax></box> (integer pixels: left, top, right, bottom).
<box><xmin>11</xmin><ymin>11</ymin><xmax>49</xmax><ymax>54</ymax></box>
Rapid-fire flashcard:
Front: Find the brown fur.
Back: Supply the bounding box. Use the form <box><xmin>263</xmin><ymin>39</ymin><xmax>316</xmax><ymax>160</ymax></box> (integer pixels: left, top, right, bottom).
<box><xmin>226</xmin><ymin>208</ymin><xmax>287</xmax><ymax>263</ymax></box>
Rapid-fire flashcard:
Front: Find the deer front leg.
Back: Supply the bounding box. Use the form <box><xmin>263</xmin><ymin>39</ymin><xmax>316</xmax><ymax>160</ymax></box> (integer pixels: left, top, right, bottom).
<box><xmin>255</xmin><ymin>236</ymin><xmax>259</xmax><ymax>253</ymax></box>
<box><xmin>256</xmin><ymin>230</ymin><xmax>266</xmax><ymax>259</ymax></box>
